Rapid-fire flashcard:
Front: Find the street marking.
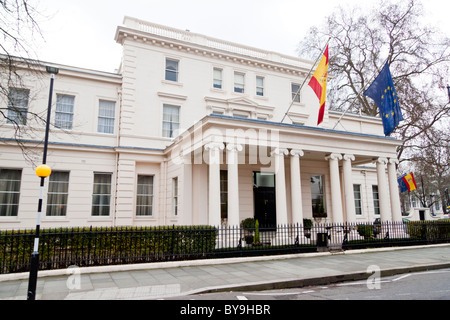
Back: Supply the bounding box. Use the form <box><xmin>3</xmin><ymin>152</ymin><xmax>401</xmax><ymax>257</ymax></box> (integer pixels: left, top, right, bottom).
<box><xmin>392</xmin><ymin>274</ymin><xmax>411</xmax><ymax>282</ymax></box>
<box><xmin>237</xmin><ymin>295</ymin><xmax>248</xmax><ymax>300</ymax></box>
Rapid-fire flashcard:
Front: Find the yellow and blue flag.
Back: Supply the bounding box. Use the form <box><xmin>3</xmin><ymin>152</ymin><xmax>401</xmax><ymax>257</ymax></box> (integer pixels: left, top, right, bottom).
<box><xmin>363</xmin><ymin>62</ymin><xmax>403</xmax><ymax>136</ymax></box>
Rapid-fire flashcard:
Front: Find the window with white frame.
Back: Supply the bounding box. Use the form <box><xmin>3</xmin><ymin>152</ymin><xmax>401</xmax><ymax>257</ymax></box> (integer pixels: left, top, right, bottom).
<box><xmin>0</xmin><ymin>169</ymin><xmax>21</xmax><ymax>217</ymax></box>
<box><xmin>7</xmin><ymin>88</ymin><xmax>29</xmax><ymax>125</ymax></box>
<box><xmin>234</xmin><ymin>72</ymin><xmax>245</xmax><ymax>93</ymax></box>
<box><xmin>256</xmin><ymin>76</ymin><xmax>264</xmax><ymax>96</ymax></box>
<box><xmin>55</xmin><ymin>95</ymin><xmax>74</xmax><ymax>129</ymax></box>
<box><xmin>353</xmin><ymin>184</ymin><xmax>362</xmax><ymax>215</ymax></box>
<box><xmin>213</xmin><ymin>68</ymin><xmax>223</xmax><ymax>89</ymax></box>
<box><xmin>165</xmin><ymin>58</ymin><xmax>179</xmax><ymax>82</ymax></box>
<box><xmin>220</xmin><ymin>170</ymin><xmax>227</xmax><ymax>221</ymax></box>
<box><xmin>91</xmin><ymin>173</ymin><xmax>112</xmax><ymax>216</ymax></box>
<box><xmin>136</xmin><ymin>175</ymin><xmax>153</xmax><ymax>216</ymax></box>
<box><xmin>291</xmin><ymin>83</ymin><xmax>301</xmax><ymax>103</ymax></box>
<box><xmin>46</xmin><ymin>171</ymin><xmax>69</xmax><ymax>216</ymax></box>
<box><xmin>372</xmin><ymin>185</ymin><xmax>380</xmax><ymax>215</ymax></box>
<box><xmin>97</xmin><ymin>100</ymin><xmax>115</xmax><ymax>134</ymax></box>
<box><xmin>162</xmin><ymin>104</ymin><xmax>180</xmax><ymax>138</ymax></box>
<box><xmin>172</xmin><ymin>177</ymin><xmax>178</xmax><ymax>216</ymax></box>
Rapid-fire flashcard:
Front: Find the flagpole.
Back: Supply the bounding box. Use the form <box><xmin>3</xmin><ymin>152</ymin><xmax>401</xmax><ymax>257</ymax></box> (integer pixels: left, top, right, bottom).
<box><xmin>281</xmin><ymin>37</ymin><xmax>331</xmax><ymax>123</ymax></box>
<box><xmin>332</xmin><ymin>55</ymin><xmax>391</xmax><ymax>130</ymax></box>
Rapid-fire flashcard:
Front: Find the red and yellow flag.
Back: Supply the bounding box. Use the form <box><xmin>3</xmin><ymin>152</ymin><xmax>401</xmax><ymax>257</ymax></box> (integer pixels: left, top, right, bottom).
<box><xmin>308</xmin><ymin>45</ymin><xmax>329</xmax><ymax>125</ymax></box>
<box><xmin>402</xmin><ymin>172</ymin><xmax>417</xmax><ymax>192</ymax></box>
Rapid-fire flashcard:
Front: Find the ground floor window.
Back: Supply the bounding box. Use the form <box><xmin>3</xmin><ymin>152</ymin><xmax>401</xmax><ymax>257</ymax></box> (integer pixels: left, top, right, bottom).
<box><xmin>372</xmin><ymin>185</ymin><xmax>380</xmax><ymax>215</ymax></box>
<box><xmin>172</xmin><ymin>177</ymin><xmax>178</xmax><ymax>216</ymax></box>
<box><xmin>0</xmin><ymin>169</ymin><xmax>21</xmax><ymax>216</ymax></box>
<box><xmin>136</xmin><ymin>175</ymin><xmax>153</xmax><ymax>216</ymax></box>
<box><xmin>92</xmin><ymin>173</ymin><xmax>112</xmax><ymax>216</ymax></box>
<box><xmin>220</xmin><ymin>170</ymin><xmax>228</xmax><ymax>221</ymax></box>
<box><xmin>311</xmin><ymin>175</ymin><xmax>326</xmax><ymax>218</ymax></box>
<box><xmin>46</xmin><ymin>171</ymin><xmax>70</xmax><ymax>216</ymax></box>
<box><xmin>353</xmin><ymin>184</ymin><xmax>362</xmax><ymax>215</ymax></box>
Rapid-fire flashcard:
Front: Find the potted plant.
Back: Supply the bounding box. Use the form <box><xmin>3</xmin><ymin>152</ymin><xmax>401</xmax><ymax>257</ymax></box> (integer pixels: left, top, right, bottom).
<box><xmin>303</xmin><ymin>218</ymin><xmax>313</xmax><ymax>238</ymax></box>
<box><xmin>241</xmin><ymin>218</ymin><xmax>256</xmax><ymax>245</ymax></box>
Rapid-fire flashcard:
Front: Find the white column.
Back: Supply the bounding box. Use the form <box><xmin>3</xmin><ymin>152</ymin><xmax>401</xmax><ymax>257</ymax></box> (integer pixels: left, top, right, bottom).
<box><xmin>226</xmin><ymin>143</ymin><xmax>242</xmax><ymax>227</ymax></box>
<box><xmin>326</xmin><ymin>153</ymin><xmax>344</xmax><ymax>224</ymax></box>
<box><xmin>388</xmin><ymin>158</ymin><xmax>402</xmax><ymax>222</ymax></box>
<box><xmin>272</xmin><ymin>148</ymin><xmax>289</xmax><ymax>226</ymax></box>
<box><xmin>342</xmin><ymin>154</ymin><xmax>356</xmax><ymax>223</ymax></box>
<box><xmin>290</xmin><ymin>149</ymin><xmax>304</xmax><ymax>225</ymax></box>
<box><xmin>205</xmin><ymin>142</ymin><xmax>224</xmax><ymax>227</ymax></box>
<box><xmin>376</xmin><ymin>157</ymin><xmax>391</xmax><ymax>222</ymax></box>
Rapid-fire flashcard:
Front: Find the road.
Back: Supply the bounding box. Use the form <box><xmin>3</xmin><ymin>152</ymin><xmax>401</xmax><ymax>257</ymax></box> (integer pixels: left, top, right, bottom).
<box><xmin>166</xmin><ymin>268</ymin><xmax>450</xmax><ymax>300</ymax></box>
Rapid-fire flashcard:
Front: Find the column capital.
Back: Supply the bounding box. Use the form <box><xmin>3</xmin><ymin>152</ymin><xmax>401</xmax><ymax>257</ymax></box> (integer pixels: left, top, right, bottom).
<box><xmin>290</xmin><ymin>149</ymin><xmax>304</xmax><ymax>157</ymax></box>
<box><xmin>204</xmin><ymin>142</ymin><xmax>225</xmax><ymax>151</ymax></box>
<box><xmin>375</xmin><ymin>157</ymin><xmax>388</xmax><ymax>165</ymax></box>
<box><xmin>226</xmin><ymin>143</ymin><xmax>243</xmax><ymax>152</ymax></box>
<box><xmin>388</xmin><ymin>157</ymin><xmax>399</xmax><ymax>165</ymax></box>
<box><xmin>343</xmin><ymin>154</ymin><xmax>355</xmax><ymax>161</ymax></box>
<box><xmin>271</xmin><ymin>148</ymin><xmax>289</xmax><ymax>156</ymax></box>
<box><xmin>325</xmin><ymin>153</ymin><xmax>342</xmax><ymax>161</ymax></box>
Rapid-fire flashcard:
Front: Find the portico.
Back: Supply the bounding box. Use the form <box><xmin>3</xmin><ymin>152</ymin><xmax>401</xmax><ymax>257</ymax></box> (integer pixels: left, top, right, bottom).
<box><xmin>168</xmin><ymin>114</ymin><xmax>404</xmax><ymax>228</ymax></box>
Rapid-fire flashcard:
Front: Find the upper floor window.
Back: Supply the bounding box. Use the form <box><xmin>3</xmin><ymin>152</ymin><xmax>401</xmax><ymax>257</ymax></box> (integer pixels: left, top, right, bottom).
<box><xmin>234</xmin><ymin>72</ymin><xmax>245</xmax><ymax>93</ymax></box>
<box><xmin>97</xmin><ymin>100</ymin><xmax>115</xmax><ymax>134</ymax></box>
<box><xmin>7</xmin><ymin>88</ymin><xmax>29</xmax><ymax>125</ymax></box>
<box><xmin>55</xmin><ymin>95</ymin><xmax>74</xmax><ymax>130</ymax></box>
<box><xmin>256</xmin><ymin>76</ymin><xmax>264</xmax><ymax>96</ymax></box>
<box><xmin>165</xmin><ymin>58</ymin><xmax>179</xmax><ymax>82</ymax></box>
<box><xmin>0</xmin><ymin>169</ymin><xmax>21</xmax><ymax>217</ymax></box>
<box><xmin>291</xmin><ymin>83</ymin><xmax>301</xmax><ymax>103</ymax></box>
<box><xmin>213</xmin><ymin>68</ymin><xmax>223</xmax><ymax>89</ymax></box>
<box><xmin>162</xmin><ymin>104</ymin><xmax>180</xmax><ymax>138</ymax></box>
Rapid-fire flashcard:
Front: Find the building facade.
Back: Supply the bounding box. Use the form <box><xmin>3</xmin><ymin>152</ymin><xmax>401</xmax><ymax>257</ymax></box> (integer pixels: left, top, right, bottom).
<box><xmin>0</xmin><ymin>17</ymin><xmax>405</xmax><ymax>230</ymax></box>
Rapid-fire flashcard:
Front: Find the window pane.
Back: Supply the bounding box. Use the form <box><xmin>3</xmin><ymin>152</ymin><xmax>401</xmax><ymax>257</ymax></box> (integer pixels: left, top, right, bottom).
<box><xmin>311</xmin><ymin>175</ymin><xmax>326</xmax><ymax>217</ymax></box>
<box><xmin>234</xmin><ymin>73</ymin><xmax>245</xmax><ymax>93</ymax></box>
<box><xmin>213</xmin><ymin>68</ymin><xmax>222</xmax><ymax>89</ymax></box>
<box><xmin>0</xmin><ymin>169</ymin><xmax>22</xmax><ymax>216</ymax></box>
<box><xmin>98</xmin><ymin>100</ymin><xmax>115</xmax><ymax>134</ymax></box>
<box><xmin>7</xmin><ymin>88</ymin><xmax>29</xmax><ymax>125</ymax></box>
<box><xmin>165</xmin><ymin>59</ymin><xmax>179</xmax><ymax>82</ymax></box>
<box><xmin>372</xmin><ymin>185</ymin><xmax>380</xmax><ymax>215</ymax></box>
<box><xmin>46</xmin><ymin>171</ymin><xmax>69</xmax><ymax>216</ymax></box>
<box><xmin>291</xmin><ymin>83</ymin><xmax>300</xmax><ymax>103</ymax></box>
<box><xmin>55</xmin><ymin>95</ymin><xmax>74</xmax><ymax>129</ymax></box>
<box><xmin>353</xmin><ymin>184</ymin><xmax>362</xmax><ymax>215</ymax></box>
<box><xmin>256</xmin><ymin>76</ymin><xmax>264</xmax><ymax>96</ymax></box>
<box><xmin>92</xmin><ymin>173</ymin><xmax>112</xmax><ymax>216</ymax></box>
<box><xmin>162</xmin><ymin>105</ymin><xmax>180</xmax><ymax>138</ymax></box>
<box><xmin>136</xmin><ymin>175</ymin><xmax>153</xmax><ymax>216</ymax></box>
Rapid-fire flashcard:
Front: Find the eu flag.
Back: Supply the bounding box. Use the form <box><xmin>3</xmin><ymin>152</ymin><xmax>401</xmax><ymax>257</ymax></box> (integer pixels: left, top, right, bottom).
<box><xmin>363</xmin><ymin>62</ymin><xmax>403</xmax><ymax>136</ymax></box>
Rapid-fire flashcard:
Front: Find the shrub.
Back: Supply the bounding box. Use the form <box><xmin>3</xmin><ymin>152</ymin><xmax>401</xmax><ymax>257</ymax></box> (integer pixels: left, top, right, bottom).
<box><xmin>356</xmin><ymin>224</ymin><xmax>373</xmax><ymax>239</ymax></box>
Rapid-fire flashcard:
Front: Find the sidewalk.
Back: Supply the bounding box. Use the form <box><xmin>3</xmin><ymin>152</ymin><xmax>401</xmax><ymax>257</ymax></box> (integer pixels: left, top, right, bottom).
<box><xmin>1</xmin><ymin>244</ymin><xmax>449</xmax><ymax>300</ymax></box>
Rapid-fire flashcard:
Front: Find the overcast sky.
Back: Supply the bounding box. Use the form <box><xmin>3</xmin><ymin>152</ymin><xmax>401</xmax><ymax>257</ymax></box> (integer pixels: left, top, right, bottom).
<box><xmin>33</xmin><ymin>0</ymin><xmax>449</xmax><ymax>72</ymax></box>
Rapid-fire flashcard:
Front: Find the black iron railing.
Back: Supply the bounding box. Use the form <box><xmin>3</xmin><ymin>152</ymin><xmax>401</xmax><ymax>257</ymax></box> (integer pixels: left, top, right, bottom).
<box><xmin>1</xmin><ymin>220</ymin><xmax>449</xmax><ymax>274</ymax></box>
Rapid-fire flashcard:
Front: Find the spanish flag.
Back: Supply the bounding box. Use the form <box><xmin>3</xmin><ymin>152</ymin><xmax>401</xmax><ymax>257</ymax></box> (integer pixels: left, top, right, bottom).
<box><xmin>398</xmin><ymin>172</ymin><xmax>417</xmax><ymax>192</ymax></box>
<box><xmin>308</xmin><ymin>45</ymin><xmax>329</xmax><ymax>125</ymax></box>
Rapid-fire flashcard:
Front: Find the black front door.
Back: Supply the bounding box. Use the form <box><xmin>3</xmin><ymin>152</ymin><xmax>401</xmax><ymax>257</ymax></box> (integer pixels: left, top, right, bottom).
<box><xmin>253</xmin><ymin>172</ymin><xmax>276</xmax><ymax>229</ymax></box>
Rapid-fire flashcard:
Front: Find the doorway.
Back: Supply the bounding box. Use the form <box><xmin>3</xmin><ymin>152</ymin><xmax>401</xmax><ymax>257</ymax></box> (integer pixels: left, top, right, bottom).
<box><xmin>253</xmin><ymin>172</ymin><xmax>276</xmax><ymax>229</ymax></box>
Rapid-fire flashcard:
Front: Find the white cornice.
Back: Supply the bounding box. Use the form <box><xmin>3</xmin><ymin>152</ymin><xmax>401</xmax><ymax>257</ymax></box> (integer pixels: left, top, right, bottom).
<box><xmin>115</xmin><ymin>17</ymin><xmax>313</xmax><ymax>76</ymax></box>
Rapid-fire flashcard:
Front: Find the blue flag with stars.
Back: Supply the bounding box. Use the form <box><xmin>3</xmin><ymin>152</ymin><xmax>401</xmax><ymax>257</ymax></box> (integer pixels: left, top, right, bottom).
<box><xmin>363</xmin><ymin>62</ymin><xmax>403</xmax><ymax>136</ymax></box>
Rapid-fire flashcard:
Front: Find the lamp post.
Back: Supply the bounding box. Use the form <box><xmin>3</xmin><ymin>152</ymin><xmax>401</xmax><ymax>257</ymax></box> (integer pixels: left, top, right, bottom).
<box><xmin>27</xmin><ymin>66</ymin><xmax>59</xmax><ymax>300</ymax></box>
<box><xmin>447</xmin><ymin>85</ymin><xmax>450</xmax><ymax>103</ymax></box>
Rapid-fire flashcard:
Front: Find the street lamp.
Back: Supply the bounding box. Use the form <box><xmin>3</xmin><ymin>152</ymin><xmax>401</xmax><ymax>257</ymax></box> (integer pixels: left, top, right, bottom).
<box><xmin>27</xmin><ymin>66</ymin><xmax>59</xmax><ymax>300</ymax></box>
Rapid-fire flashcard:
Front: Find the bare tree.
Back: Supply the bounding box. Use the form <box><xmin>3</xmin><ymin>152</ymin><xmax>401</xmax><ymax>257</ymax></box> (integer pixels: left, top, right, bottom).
<box><xmin>297</xmin><ymin>0</ymin><xmax>450</xmax><ymax>163</ymax></box>
<box><xmin>1</xmin><ymin>1</ymin><xmax>50</xmax><ymax>164</ymax></box>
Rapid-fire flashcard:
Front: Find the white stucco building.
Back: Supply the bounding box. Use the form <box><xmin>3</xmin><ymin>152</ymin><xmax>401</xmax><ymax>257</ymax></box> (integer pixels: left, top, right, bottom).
<box><xmin>0</xmin><ymin>17</ymin><xmax>405</xmax><ymax>230</ymax></box>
